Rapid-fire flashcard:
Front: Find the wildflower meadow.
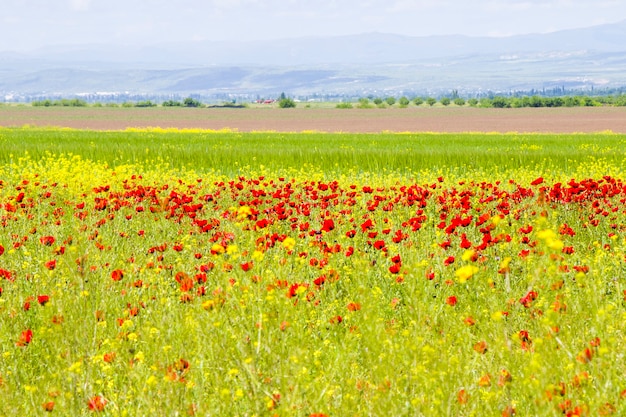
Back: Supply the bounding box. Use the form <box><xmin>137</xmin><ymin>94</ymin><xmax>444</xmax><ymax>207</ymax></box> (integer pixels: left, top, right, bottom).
<box><xmin>0</xmin><ymin>127</ymin><xmax>625</xmax><ymax>416</ymax></box>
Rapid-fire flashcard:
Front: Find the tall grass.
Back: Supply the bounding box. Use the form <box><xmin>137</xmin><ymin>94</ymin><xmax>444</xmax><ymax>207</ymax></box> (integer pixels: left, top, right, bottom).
<box><xmin>1</xmin><ymin>128</ymin><xmax>624</xmax><ymax>177</ymax></box>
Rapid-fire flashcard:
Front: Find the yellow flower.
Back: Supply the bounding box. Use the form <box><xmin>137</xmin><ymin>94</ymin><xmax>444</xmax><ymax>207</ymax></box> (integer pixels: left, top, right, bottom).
<box><xmin>537</xmin><ymin>229</ymin><xmax>563</xmax><ymax>250</ymax></box>
<box><xmin>461</xmin><ymin>250</ymin><xmax>476</xmax><ymax>262</ymax></box>
<box><xmin>282</xmin><ymin>237</ymin><xmax>296</xmax><ymax>251</ymax></box>
<box><xmin>252</xmin><ymin>250</ymin><xmax>265</xmax><ymax>261</ymax></box>
<box><xmin>455</xmin><ymin>265</ymin><xmax>479</xmax><ymax>283</ymax></box>
<box><xmin>226</xmin><ymin>244</ymin><xmax>238</xmax><ymax>255</ymax></box>
<box><xmin>237</xmin><ymin>206</ymin><xmax>252</xmax><ymax>220</ymax></box>
<box><xmin>499</xmin><ymin>257</ymin><xmax>512</xmax><ymax>270</ymax></box>
<box><xmin>211</xmin><ymin>243</ymin><xmax>225</xmax><ymax>255</ymax></box>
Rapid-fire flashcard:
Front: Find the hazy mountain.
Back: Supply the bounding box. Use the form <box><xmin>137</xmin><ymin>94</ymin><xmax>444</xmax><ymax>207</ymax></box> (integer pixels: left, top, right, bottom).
<box><xmin>2</xmin><ymin>20</ymin><xmax>626</xmax><ymax>99</ymax></box>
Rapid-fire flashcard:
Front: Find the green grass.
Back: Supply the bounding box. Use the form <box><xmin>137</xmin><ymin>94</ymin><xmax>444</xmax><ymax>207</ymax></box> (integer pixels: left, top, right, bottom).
<box><xmin>1</xmin><ymin>128</ymin><xmax>624</xmax><ymax>178</ymax></box>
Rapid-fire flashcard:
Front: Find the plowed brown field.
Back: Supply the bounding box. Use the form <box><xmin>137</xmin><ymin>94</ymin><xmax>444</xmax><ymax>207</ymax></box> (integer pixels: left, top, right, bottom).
<box><xmin>1</xmin><ymin>106</ymin><xmax>626</xmax><ymax>133</ymax></box>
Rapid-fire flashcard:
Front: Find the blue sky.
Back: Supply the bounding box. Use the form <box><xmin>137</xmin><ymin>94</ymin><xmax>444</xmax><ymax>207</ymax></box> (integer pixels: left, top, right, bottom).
<box><xmin>2</xmin><ymin>0</ymin><xmax>625</xmax><ymax>51</ymax></box>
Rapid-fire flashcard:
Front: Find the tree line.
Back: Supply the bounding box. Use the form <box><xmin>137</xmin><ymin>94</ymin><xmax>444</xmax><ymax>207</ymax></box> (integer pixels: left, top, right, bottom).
<box><xmin>27</xmin><ymin>93</ymin><xmax>626</xmax><ymax>109</ymax></box>
<box><xmin>31</xmin><ymin>97</ymin><xmax>206</xmax><ymax>108</ymax></box>
<box><xmin>337</xmin><ymin>94</ymin><xmax>626</xmax><ymax>108</ymax></box>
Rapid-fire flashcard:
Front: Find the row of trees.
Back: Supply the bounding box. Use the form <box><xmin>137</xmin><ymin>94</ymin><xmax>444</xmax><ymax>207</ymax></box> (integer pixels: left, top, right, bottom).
<box><xmin>28</xmin><ymin>93</ymin><xmax>626</xmax><ymax>109</ymax></box>
<box><xmin>32</xmin><ymin>99</ymin><xmax>89</xmax><ymax>107</ymax></box>
<box><xmin>467</xmin><ymin>95</ymin><xmax>613</xmax><ymax>108</ymax></box>
<box><xmin>31</xmin><ymin>97</ymin><xmax>206</xmax><ymax>108</ymax></box>
<box><xmin>126</xmin><ymin>97</ymin><xmax>205</xmax><ymax>108</ymax></box>
<box><xmin>338</xmin><ymin>94</ymin><xmax>626</xmax><ymax>108</ymax></box>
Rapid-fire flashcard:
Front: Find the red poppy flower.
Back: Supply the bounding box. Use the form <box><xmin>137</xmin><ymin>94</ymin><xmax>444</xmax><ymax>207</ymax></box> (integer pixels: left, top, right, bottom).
<box><xmin>42</xmin><ymin>401</ymin><xmax>55</xmax><ymax>412</ymax></box>
<box><xmin>16</xmin><ymin>329</ymin><xmax>33</xmax><ymax>346</ymax></box>
<box><xmin>40</xmin><ymin>236</ymin><xmax>55</xmax><ymax>246</ymax></box>
<box><xmin>37</xmin><ymin>295</ymin><xmax>50</xmax><ymax>306</ymax></box>
<box><xmin>392</xmin><ymin>230</ymin><xmax>407</xmax><ymax>243</ymax></box>
<box><xmin>360</xmin><ymin>219</ymin><xmax>374</xmax><ymax>231</ymax></box>
<box><xmin>174</xmin><ymin>275</ymin><xmax>193</xmax><ymax>292</ymax></box>
<box><xmin>0</xmin><ymin>244</ymin><xmax>4</xmax><ymax>256</ymax></box>
<box><xmin>473</xmin><ymin>341</ymin><xmax>488</xmax><ymax>354</ymax></box>
<box><xmin>576</xmin><ymin>347</ymin><xmax>594</xmax><ymax>363</ymax></box>
<box><xmin>518</xmin><ymin>330</ymin><xmax>531</xmax><ymax>342</ymax></box>
<box><xmin>457</xmin><ymin>389</ymin><xmax>469</xmax><ymax>405</ymax></box>
<box><xmin>347</xmin><ymin>302</ymin><xmax>361</xmax><ymax>311</ymax></box>
<box><xmin>87</xmin><ymin>395</ymin><xmax>107</xmax><ymax>412</ymax></box>
<box><xmin>446</xmin><ymin>296</ymin><xmax>458</xmax><ymax>306</ymax></box>
<box><xmin>313</xmin><ymin>275</ymin><xmax>326</xmax><ymax>286</ymax></box>
<box><xmin>166</xmin><ymin>358</ymin><xmax>191</xmax><ymax>382</ymax></box>
<box><xmin>45</xmin><ymin>260</ymin><xmax>56</xmax><ymax>270</ymax></box>
<box><xmin>501</xmin><ymin>405</ymin><xmax>516</xmax><ymax>417</ymax></box>
<box><xmin>111</xmin><ymin>269</ymin><xmax>124</xmax><ymax>281</ymax></box>
<box><xmin>519</xmin><ymin>290</ymin><xmax>538</xmax><ymax>308</ymax></box>
<box><xmin>200</xmin><ymin>262</ymin><xmax>215</xmax><ymax>272</ymax></box>
<box><xmin>373</xmin><ymin>240</ymin><xmax>385</xmax><ymax>250</ymax></box>
<box><xmin>321</xmin><ymin>219</ymin><xmax>335</xmax><ymax>232</ymax></box>
<box><xmin>240</xmin><ymin>261</ymin><xmax>253</xmax><ymax>272</ymax></box>
<box><xmin>478</xmin><ymin>373</ymin><xmax>491</xmax><ymax>387</ymax></box>
<box><xmin>519</xmin><ymin>225</ymin><xmax>533</xmax><ymax>234</ymax></box>
<box><xmin>288</xmin><ymin>283</ymin><xmax>308</xmax><ymax>298</ymax></box>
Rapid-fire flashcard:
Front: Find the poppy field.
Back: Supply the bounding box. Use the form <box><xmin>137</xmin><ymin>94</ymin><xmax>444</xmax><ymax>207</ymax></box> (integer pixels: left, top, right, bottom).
<box><xmin>1</xmin><ymin>127</ymin><xmax>626</xmax><ymax>416</ymax></box>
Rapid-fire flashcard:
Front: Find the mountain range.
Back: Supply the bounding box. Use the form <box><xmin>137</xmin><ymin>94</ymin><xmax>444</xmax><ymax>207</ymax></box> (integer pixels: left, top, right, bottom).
<box><xmin>2</xmin><ymin>20</ymin><xmax>626</xmax><ymax>100</ymax></box>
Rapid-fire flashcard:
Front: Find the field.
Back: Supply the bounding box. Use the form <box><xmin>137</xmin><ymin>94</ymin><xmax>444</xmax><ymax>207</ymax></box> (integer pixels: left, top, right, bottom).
<box><xmin>1</xmin><ymin>125</ymin><xmax>626</xmax><ymax>416</ymax></box>
<box><xmin>2</xmin><ymin>106</ymin><xmax>626</xmax><ymax>133</ymax></box>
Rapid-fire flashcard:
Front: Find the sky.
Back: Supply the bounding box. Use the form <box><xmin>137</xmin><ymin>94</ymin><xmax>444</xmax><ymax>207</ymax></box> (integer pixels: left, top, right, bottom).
<box><xmin>2</xmin><ymin>0</ymin><xmax>626</xmax><ymax>52</ymax></box>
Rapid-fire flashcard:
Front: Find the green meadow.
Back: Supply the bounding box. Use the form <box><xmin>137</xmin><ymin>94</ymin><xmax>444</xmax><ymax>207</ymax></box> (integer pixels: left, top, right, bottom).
<box><xmin>1</xmin><ymin>127</ymin><xmax>624</xmax><ymax>177</ymax></box>
<box><xmin>0</xmin><ymin>127</ymin><xmax>625</xmax><ymax>416</ymax></box>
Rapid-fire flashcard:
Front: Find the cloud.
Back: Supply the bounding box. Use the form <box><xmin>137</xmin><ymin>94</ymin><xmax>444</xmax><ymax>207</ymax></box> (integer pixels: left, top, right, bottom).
<box><xmin>69</xmin><ymin>0</ymin><xmax>91</xmax><ymax>11</ymax></box>
<box><xmin>386</xmin><ymin>0</ymin><xmax>444</xmax><ymax>12</ymax></box>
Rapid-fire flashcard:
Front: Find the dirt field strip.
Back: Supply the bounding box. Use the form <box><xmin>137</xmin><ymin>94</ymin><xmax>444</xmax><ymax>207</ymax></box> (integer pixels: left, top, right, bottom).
<box><xmin>1</xmin><ymin>106</ymin><xmax>626</xmax><ymax>133</ymax></box>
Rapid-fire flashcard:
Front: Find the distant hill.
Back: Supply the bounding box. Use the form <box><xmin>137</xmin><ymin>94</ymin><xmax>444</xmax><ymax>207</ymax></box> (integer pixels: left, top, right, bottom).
<box><xmin>1</xmin><ymin>20</ymin><xmax>626</xmax><ymax>100</ymax></box>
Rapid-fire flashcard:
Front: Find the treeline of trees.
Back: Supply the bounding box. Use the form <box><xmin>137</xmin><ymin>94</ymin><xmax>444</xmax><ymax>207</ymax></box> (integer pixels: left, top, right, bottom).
<box><xmin>29</xmin><ymin>96</ymin><xmax>297</xmax><ymax>109</ymax></box>
<box><xmin>31</xmin><ymin>97</ymin><xmax>207</xmax><ymax>108</ymax></box>
<box><xmin>339</xmin><ymin>94</ymin><xmax>626</xmax><ymax>108</ymax></box>
<box><xmin>465</xmin><ymin>94</ymin><xmax>626</xmax><ymax>108</ymax></box>
<box><xmin>28</xmin><ymin>93</ymin><xmax>626</xmax><ymax>109</ymax></box>
<box><xmin>31</xmin><ymin>98</ymin><xmax>89</xmax><ymax>107</ymax></box>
